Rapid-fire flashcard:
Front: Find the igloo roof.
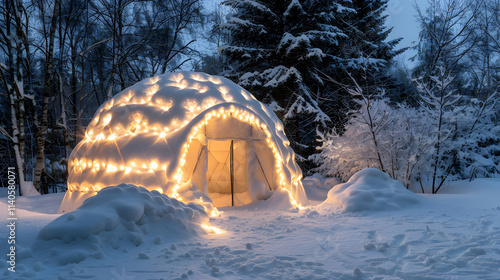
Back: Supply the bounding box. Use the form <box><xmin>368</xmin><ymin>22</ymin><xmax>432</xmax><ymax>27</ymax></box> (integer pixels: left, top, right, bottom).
<box><xmin>62</xmin><ymin>72</ymin><xmax>307</xmax><ymax>213</ymax></box>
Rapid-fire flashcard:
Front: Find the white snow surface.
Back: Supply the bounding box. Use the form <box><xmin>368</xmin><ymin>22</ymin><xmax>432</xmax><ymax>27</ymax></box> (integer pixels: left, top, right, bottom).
<box><xmin>319</xmin><ymin>168</ymin><xmax>422</xmax><ymax>212</ymax></box>
<box><xmin>1</xmin><ymin>171</ymin><xmax>500</xmax><ymax>279</ymax></box>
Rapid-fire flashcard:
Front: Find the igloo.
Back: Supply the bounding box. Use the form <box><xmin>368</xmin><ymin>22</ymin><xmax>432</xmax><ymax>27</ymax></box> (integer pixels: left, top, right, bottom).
<box><xmin>59</xmin><ymin>72</ymin><xmax>308</xmax><ymax>214</ymax></box>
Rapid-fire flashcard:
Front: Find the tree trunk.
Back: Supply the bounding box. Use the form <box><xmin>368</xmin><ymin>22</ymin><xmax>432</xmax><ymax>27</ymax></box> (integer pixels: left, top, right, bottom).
<box><xmin>0</xmin><ymin>0</ymin><xmax>39</xmax><ymax>196</ymax></box>
<box><xmin>8</xmin><ymin>83</ymin><xmax>29</xmax><ymax>196</ymax></box>
<box><xmin>33</xmin><ymin>0</ymin><xmax>60</xmax><ymax>193</ymax></box>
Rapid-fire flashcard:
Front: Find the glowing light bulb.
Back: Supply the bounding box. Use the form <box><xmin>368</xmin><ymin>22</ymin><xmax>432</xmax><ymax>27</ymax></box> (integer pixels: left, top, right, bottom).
<box><xmin>106</xmin><ymin>164</ymin><xmax>117</xmax><ymax>173</ymax></box>
<box><xmin>102</xmin><ymin>114</ymin><xmax>112</xmax><ymax>126</ymax></box>
<box><xmin>179</xmin><ymin>80</ymin><xmax>188</xmax><ymax>89</ymax></box>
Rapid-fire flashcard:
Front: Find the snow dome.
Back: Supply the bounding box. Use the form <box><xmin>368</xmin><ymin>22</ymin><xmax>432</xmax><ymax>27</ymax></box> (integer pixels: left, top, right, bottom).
<box><xmin>59</xmin><ymin>72</ymin><xmax>308</xmax><ymax>214</ymax></box>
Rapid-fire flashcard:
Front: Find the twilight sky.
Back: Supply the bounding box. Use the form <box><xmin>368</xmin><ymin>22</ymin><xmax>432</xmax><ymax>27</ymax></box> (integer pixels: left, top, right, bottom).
<box><xmin>386</xmin><ymin>0</ymin><xmax>430</xmax><ymax>65</ymax></box>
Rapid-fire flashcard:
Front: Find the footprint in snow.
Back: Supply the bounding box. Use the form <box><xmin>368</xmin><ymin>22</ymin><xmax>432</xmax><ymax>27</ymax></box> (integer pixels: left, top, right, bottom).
<box><xmin>391</xmin><ymin>234</ymin><xmax>406</xmax><ymax>247</ymax></box>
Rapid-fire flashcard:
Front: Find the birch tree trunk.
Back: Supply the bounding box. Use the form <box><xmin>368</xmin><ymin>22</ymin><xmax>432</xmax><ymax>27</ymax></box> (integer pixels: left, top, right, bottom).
<box><xmin>59</xmin><ymin>74</ymin><xmax>72</xmax><ymax>160</ymax></box>
<box><xmin>0</xmin><ymin>0</ymin><xmax>39</xmax><ymax>196</ymax></box>
<box><xmin>33</xmin><ymin>0</ymin><xmax>60</xmax><ymax>193</ymax></box>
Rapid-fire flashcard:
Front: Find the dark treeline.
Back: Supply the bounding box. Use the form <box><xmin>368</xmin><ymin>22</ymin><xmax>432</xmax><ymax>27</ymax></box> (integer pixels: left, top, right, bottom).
<box><xmin>1</xmin><ymin>0</ymin><xmax>499</xmax><ymax>195</ymax></box>
<box><xmin>1</xmin><ymin>0</ymin><xmax>203</xmax><ymax>194</ymax></box>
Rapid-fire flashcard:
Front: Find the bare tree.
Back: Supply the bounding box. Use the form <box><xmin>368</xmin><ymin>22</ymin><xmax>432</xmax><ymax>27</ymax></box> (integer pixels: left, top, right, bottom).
<box><xmin>0</xmin><ymin>0</ymin><xmax>38</xmax><ymax>195</ymax></box>
<box><xmin>33</xmin><ymin>0</ymin><xmax>60</xmax><ymax>193</ymax></box>
<box><xmin>413</xmin><ymin>0</ymin><xmax>481</xmax><ymax>79</ymax></box>
<box><xmin>414</xmin><ymin>68</ymin><xmax>461</xmax><ymax>193</ymax></box>
<box><xmin>463</xmin><ymin>0</ymin><xmax>500</xmax><ymax>100</ymax></box>
<box><xmin>140</xmin><ymin>0</ymin><xmax>203</xmax><ymax>75</ymax></box>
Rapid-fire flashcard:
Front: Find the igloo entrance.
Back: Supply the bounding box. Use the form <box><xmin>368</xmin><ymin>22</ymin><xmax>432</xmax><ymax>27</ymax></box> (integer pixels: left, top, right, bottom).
<box><xmin>186</xmin><ymin>113</ymin><xmax>276</xmax><ymax>207</ymax></box>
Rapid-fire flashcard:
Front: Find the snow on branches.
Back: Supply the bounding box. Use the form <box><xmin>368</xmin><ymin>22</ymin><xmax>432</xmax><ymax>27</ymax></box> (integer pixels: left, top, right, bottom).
<box><xmin>315</xmin><ymin>69</ymin><xmax>499</xmax><ymax>192</ymax></box>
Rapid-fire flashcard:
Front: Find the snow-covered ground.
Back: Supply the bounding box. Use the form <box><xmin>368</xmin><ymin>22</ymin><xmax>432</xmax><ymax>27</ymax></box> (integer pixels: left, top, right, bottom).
<box><xmin>2</xmin><ymin>172</ymin><xmax>500</xmax><ymax>280</ymax></box>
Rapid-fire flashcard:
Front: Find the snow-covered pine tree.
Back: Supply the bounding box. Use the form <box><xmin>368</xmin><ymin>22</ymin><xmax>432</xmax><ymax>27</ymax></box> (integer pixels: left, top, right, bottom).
<box><xmin>220</xmin><ymin>0</ymin><xmax>352</xmax><ymax>167</ymax></box>
<box><xmin>340</xmin><ymin>0</ymin><xmax>405</xmax><ymax>101</ymax></box>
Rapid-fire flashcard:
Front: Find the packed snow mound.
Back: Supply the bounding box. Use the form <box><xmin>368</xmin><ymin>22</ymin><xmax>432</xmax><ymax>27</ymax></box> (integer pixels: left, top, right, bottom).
<box><xmin>60</xmin><ymin>71</ymin><xmax>307</xmax><ymax>213</ymax></box>
<box><xmin>319</xmin><ymin>168</ymin><xmax>421</xmax><ymax>212</ymax></box>
<box><xmin>34</xmin><ymin>184</ymin><xmax>209</xmax><ymax>265</ymax></box>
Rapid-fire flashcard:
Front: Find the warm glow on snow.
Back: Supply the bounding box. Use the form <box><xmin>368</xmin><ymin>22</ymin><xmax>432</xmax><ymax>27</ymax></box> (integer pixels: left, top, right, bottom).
<box><xmin>201</xmin><ymin>223</ymin><xmax>224</xmax><ymax>234</ymax></box>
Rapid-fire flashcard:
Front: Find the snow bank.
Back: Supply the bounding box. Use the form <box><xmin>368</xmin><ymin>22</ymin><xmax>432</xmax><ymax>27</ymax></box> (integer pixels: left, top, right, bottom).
<box><xmin>319</xmin><ymin>168</ymin><xmax>421</xmax><ymax>212</ymax></box>
<box><xmin>33</xmin><ymin>184</ymin><xmax>209</xmax><ymax>265</ymax></box>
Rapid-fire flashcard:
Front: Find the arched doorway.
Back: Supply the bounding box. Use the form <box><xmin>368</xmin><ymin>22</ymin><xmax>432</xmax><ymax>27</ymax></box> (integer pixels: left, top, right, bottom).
<box><xmin>185</xmin><ymin>113</ymin><xmax>276</xmax><ymax>207</ymax></box>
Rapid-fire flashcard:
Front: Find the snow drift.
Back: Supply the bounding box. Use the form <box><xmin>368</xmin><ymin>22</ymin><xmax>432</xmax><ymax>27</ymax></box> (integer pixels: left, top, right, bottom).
<box><xmin>319</xmin><ymin>168</ymin><xmax>421</xmax><ymax>212</ymax></box>
<box><xmin>33</xmin><ymin>184</ymin><xmax>209</xmax><ymax>265</ymax></box>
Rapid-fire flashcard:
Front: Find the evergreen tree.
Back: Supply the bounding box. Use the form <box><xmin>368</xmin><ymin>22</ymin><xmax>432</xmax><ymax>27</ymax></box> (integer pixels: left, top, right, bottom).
<box><xmin>220</xmin><ymin>0</ymin><xmax>353</xmax><ymax>168</ymax></box>
<box><xmin>341</xmin><ymin>0</ymin><xmax>405</xmax><ymax>101</ymax></box>
<box><xmin>220</xmin><ymin>0</ymin><xmax>403</xmax><ymax>171</ymax></box>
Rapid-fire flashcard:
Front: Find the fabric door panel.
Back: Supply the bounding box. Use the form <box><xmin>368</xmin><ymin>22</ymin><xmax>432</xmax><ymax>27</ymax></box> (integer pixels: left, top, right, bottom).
<box><xmin>232</xmin><ymin>140</ymin><xmax>251</xmax><ymax>206</ymax></box>
<box><xmin>191</xmin><ymin>145</ymin><xmax>208</xmax><ymax>194</ymax></box>
<box><xmin>206</xmin><ymin>140</ymin><xmax>231</xmax><ymax>206</ymax></box>
<box><xmin>252</xmin><ymin>140</ymin><xmax>276</xmax><ymax>190</ymax></box>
